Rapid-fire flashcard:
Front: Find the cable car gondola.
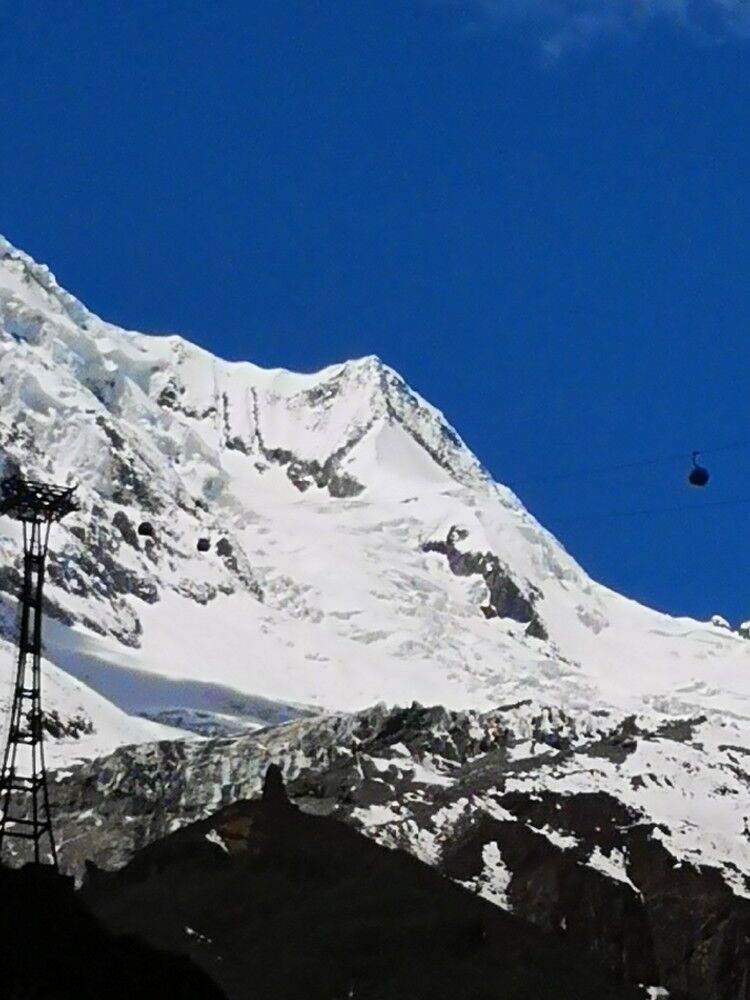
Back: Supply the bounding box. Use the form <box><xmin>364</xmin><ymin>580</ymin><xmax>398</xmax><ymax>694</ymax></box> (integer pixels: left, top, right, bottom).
<box><xmin>196</xmin><ymin>537</ymin><xmax>211</xmax><ymax>553</ymax></box>
<box><xmin>688</xmin><ymin>452</ymin><xmax>709</xmax><ymax>487</ymax></box>
<box><xmin>137</xmin><ymin>521</ymin><xmax>155</xmax><ymax>537</ymax></box>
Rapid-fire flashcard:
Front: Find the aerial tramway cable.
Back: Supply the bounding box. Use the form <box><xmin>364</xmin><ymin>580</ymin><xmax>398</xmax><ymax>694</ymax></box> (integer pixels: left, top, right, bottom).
<box><xmin>505</xmin><ymin>437</ymin><xmax>750</xmax><ymax>489</ymax></box>
<box><xmin>124</xmin><ymin>434</ymin><xmax>750</xmax><ymax>542</ymax></box>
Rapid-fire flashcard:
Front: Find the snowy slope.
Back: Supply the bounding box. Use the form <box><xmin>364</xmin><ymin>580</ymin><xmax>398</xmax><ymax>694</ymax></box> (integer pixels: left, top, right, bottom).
<box><xmin>1</xmin><ymin>234</ymin><xmax>749</xmax><ymax>729</ymax></box>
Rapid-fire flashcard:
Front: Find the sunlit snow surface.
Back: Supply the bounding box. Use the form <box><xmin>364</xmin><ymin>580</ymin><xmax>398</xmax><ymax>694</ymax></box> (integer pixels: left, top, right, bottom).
<box><xmin>0</xmin><ymin>235</ymin><xmax>749</xmax><ymax>899</ymax></box>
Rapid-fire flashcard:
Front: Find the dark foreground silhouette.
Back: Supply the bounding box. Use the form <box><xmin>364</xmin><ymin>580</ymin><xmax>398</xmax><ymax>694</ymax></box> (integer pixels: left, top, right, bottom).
<box><xmin>0</xmin><ymin>862</ymin><xmax>224</xmax><ymax>998</ymax></box>
<box><xmin>82</xmin><ymin>766</ymin><xmax>641</xmax><ymax>999</ymax></box>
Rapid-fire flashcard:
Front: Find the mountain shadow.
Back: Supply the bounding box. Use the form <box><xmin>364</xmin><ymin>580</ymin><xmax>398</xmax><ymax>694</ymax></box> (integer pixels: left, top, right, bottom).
<box><xmin>81</xmin><ymin>765</ymin><xmax>642</xmax><ymax>1000</ymax></box>
<box><xmin>0</xmin><ymin>862</ymin><xmax>225</xmax><ymax>998</ymax></box>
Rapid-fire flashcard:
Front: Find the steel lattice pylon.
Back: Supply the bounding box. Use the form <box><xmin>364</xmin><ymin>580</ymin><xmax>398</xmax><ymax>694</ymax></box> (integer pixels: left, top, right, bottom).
<box><xmin>0</xmin><ymin>476</ymin><xmax>77</xmax><ymax>867</ymax></box>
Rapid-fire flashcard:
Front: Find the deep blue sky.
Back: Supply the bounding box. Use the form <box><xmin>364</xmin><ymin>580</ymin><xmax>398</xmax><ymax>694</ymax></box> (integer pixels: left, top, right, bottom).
<box><xmin>1</xmin><ymin>1</ymin><xmax>749</xmax><ymax>621</ymax></box>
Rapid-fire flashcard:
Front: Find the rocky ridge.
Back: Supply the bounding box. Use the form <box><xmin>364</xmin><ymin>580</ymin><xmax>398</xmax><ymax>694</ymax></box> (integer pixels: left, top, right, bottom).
<box><xmin>43</xmin><ymin>701</ymin><xmax>750</xmax><ymax>999</ymax></box>
<box><xmin>79</xmin><ymin>766</ymin><xmax>640</xmax><ymax>1000</ymax></box>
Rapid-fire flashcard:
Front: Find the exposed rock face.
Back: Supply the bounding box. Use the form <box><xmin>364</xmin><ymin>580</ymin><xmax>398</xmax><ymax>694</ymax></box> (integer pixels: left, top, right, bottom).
<box><xmin>41</xmin><ymin>709</ymin><xmax>95</xmax><ymax>739</ymax></box>
<box><xmin>423</xmin><ymin>525</ymin><xmax>547</xmax><ymax>639</ymax></box>
<box><xmin>41</xmin><ymin>702</ymin><xmax>750</xmax><ymax>1000</ymax></box>
<box><xmin>3</xmin><ymin>235</ymin><xmax>750</xmax><ymax>773</ymax></box>
<box><xmin>249</xmin><ymin>386</ymin><xmax>367</xmax><ymax>497</ymax></box>
<box><xmin>261</xmin><ymin>762</ymin><xmax>290</xmax><ymax>808</ymax></box>
<box><xmin>0</xmin><ymin>241</ymin><xmax>274</xmax><ymax>649</ymax></box>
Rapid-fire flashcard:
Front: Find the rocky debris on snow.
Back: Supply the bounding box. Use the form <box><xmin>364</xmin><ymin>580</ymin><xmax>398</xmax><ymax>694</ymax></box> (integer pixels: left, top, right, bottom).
<box><xmin>41</xmin><ymin>708</ymin><xmax>95</xmax><ymax>740</ymax></box>
<box><xmin>423</xmin><ymin>525</ymin><xmax>547</xmax><ymax>638</ymax></box>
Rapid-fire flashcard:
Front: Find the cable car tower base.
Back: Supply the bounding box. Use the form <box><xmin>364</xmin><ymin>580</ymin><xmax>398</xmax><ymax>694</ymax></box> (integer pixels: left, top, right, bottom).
<box><xmin>0</xmin><ymin>477</ymin><xmax>77</xmax><ymax>868</ymax></box>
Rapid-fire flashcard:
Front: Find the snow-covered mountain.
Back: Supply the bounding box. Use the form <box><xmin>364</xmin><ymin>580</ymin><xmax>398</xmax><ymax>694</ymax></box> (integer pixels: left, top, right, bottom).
<box><xmin>3</xmin><ymin>235</ymin><xmax>750</xmax><ymax>996</ymax></box>
<box><xmin>0</xmin><ymin>235</ymin><xmax>744</xmax><ymax>710</ymax></box>
<box><xmin>1</xmin><ymin>234</ymin><xmax>749</xmax><ymax>732</ymax></box>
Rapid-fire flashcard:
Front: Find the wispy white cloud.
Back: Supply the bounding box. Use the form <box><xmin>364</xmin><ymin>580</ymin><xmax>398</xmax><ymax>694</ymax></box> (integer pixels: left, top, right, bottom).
<box><xmin>436</xmin><ymin>0</ymin><xmax>750</xmax><ymax>57</ymax></box>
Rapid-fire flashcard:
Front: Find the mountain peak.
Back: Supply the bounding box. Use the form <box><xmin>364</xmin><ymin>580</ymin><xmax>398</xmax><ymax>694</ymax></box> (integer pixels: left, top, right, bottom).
<box><xmin>0</xmin><ymin>235</ymin><xmax>90</xmax><ymax>330</ymax></box>
<box><xmin>0</xmin><ymin>237</ymin><xmax>486</xmax><ymax>495</ymax></box>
